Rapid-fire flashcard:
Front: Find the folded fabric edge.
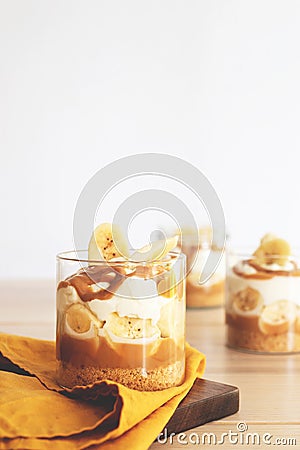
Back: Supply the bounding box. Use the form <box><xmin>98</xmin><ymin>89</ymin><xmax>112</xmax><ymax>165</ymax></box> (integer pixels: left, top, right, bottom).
<box><xmin>94</xmin><ymin>384</ymin><xmax>195</xmax><ymax>450</ymax></box>
<box><xmin>0</xmin><ymin>354</ymin><xmax>32</xmax><ymax>376</ymax></box>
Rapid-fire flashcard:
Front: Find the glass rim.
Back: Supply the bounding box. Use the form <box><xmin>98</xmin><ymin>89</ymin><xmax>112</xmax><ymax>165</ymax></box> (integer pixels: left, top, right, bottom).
<box><xmin>56</xmin><ymin>249</ymin><xmax>185</xmax><ymax>265</ymax></box>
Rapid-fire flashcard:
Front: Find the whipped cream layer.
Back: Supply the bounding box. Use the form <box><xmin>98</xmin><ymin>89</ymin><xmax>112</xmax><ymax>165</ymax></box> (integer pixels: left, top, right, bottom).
<box><xmin>57</xmin><ymin>279</ymin><xmax>175</xmax><ymax>325</ymax></box>
<box><xmin>88</xmin><ymin>293</ymin><xmax>173</xmax><ymax>325</ymax></box>
<box><xmin>228</xmin><ymin>261</ymin><xmax>300</xmax><ymax>305</ymax></box>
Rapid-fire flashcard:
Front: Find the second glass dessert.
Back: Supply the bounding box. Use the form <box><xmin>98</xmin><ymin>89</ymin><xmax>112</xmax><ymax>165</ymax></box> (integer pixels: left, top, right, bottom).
<box><xmin>226</xmin><ymin>234</ymin><xmax>300</xmax><ymax>353</ymax></box>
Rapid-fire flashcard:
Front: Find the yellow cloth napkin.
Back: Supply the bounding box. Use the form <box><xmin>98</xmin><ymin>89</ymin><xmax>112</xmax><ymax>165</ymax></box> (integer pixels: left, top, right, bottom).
<box><xmin>0</xmin><ymin>334</ymin><xmax>205</xmax><ymax>450</ymax></box>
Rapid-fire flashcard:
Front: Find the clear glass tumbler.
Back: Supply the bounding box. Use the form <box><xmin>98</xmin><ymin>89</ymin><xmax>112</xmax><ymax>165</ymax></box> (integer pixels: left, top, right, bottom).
<box><xmin>56</xmin><ymin>250</ymin><xmax>186</xmax><ymax>390</ymax></box>
<box><xmin>226</xmin><ymin>249</ymin><xmax>300</xmax><ymax>353</ymax></box>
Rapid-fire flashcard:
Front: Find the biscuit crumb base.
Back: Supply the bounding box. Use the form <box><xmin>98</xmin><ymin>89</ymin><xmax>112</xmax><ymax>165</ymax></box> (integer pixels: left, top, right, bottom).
<box><xmin>57</xmin><ymin>360</ymin><xmax>185</xmax><ymax>391</ymax></box>
<box><xmin>227</xmin><ymin>326</ymin><xmax>300</xmax><ymax>353</ymax></box>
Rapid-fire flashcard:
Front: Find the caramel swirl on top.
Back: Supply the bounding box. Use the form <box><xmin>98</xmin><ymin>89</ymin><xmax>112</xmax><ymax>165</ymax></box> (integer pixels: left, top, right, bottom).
<box><xmin>233</xmin><ymin>259</ymin><xmax>300</xmax><ymax>280</ymax></box>
<box><xmin>57</xmin><ymin>258</ymin><xmax>175</xmax><ymax>302</ymax></box>
<box><xmin>57</xmin><ymin>265</ymin><xmax>125</xmax><ymax>301</ymax></box>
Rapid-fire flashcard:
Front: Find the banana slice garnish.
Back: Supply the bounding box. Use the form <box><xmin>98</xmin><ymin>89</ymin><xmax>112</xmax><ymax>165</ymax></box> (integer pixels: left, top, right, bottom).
<box><xmin>259</xmin><ymin>300</ymin><xmax>297</xmax><ymax>335</ymax></box>
<box><xmin>253</xmin><ymin>233</ymin><xmax>291</xmax><ymax>266</ymax></box>
<box><xmin>232</xmin><ymin>287</ymin><xmax>264</xmax><ymax>316</ymax></box>
<box><xmin>130</xmin><ymin>236</ymin><xmax>178</xmax><ymax>263</ymax></box>
<box><xmin>88</xmin><ymin>223</ymin><xmax>178</xmax><ymax>264</ymax></box>
<box><xmin>88</xmin><ymin>223</ymin><xmax>129</xmax><ymax>261</ymax></box>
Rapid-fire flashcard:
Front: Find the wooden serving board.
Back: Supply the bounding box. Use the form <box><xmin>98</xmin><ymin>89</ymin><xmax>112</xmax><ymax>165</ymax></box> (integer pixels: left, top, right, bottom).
<box><xmin>164</xmin><ymin>378</ymin><xmax>239</xmax><ymax>435</ymax></box>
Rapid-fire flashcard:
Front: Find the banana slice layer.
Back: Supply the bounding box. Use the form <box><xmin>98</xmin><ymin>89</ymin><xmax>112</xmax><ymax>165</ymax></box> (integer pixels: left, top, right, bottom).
<box><xmin>65</xmin><ymin>303</ymin><xmax>102</xmax><ymax>338</ymax></box>
<box><xmin>259</xmin><ymin>300</ymin><xmax>297</xmax><ymax>335</ymax></box>
<box><xmin>232</xmin><ymin>286</ymin><xmax>264</xmax><ymax>316</ymax></box>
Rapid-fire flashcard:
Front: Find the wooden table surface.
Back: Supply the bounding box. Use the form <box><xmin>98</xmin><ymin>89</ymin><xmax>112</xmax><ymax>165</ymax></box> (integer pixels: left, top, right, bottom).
<box><xmin>1</xmin><ymin>280</ymin><xmax>299</xmax><ymax>449</ymax></box>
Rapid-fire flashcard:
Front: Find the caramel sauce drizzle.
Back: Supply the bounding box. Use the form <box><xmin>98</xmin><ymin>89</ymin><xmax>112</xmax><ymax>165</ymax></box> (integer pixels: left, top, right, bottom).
<box><xmin>57</xmin><ymin>266</ymin><xmax>125</xmax><ymax>301</ymax></box>
<box><xmin>233</xmin><ymin>259</ymin><xmax>300</xmax><ymax>280</ymax></box>
<box><xmin>57</xmin><ymin>258</ymin><xmax>175</xmax><ymax>302</ymax></box>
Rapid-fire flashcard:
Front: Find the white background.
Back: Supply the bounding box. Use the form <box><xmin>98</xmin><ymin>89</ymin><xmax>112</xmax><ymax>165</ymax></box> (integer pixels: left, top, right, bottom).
<box><xmin>1</xmin><ymin>0</ymin><xmax>300</xmax><ymax>278</ymax></box>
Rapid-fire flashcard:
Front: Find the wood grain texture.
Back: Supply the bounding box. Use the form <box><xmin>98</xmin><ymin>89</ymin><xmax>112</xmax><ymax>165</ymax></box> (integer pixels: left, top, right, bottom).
<box><xmin>165</xmin><ymin>378</ymin><xmax>239</xmax><ymax>434</ymax></box>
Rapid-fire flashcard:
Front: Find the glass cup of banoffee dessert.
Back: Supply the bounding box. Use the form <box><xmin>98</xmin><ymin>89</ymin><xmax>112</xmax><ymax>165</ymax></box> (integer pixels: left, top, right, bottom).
<box><xmin>226</xmin><ymin>233</ymin><xmax>300</xmax><ymax>353</ymax></box>
<box><xmin>56</xmin><ymin>223</ymin><xmax>186</xmax><ymax>391</ymax></box>
<box><xmin>179</xmin><ymin>227</ymin><xmax>226</xmax><ymax>308</ymax></box>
